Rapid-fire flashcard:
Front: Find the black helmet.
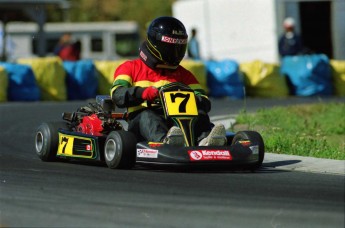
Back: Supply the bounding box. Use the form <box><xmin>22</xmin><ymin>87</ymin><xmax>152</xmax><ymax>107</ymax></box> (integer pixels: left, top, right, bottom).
<box><xmin>146</xmin><ymin>16</ymin><xmax>188</xmax><ymax>66</ymax></box>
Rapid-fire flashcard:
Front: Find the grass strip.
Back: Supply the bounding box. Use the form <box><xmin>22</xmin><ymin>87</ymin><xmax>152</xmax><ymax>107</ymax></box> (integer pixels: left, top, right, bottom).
<box><xmin>231</xmin><ymin>102</ymin><xmax>345</xmax><ymax>160</ymax></box>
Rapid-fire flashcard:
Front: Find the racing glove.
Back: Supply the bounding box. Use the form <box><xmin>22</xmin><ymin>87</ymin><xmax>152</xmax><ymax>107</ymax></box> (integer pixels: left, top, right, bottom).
<box><xmin>141</xmin><ymin>86</ymin><xmax>159</xmax><ymax>102</ymax></box>
<box><xmin>196</xmin><ymin>95</ymin><xmax>211</xmax><ymax>113</ymax></box>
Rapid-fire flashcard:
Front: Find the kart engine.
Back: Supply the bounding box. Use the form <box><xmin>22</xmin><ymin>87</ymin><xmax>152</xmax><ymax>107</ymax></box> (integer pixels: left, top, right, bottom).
<box><xmin>63</xmin><ymin>96</ymin><xmax>123</xmax><ymax>136</ymax></box>
<box><xmin>76</xmin><ymin>114</ymin><xmax>104</xmax><ymax>136</ymax></box>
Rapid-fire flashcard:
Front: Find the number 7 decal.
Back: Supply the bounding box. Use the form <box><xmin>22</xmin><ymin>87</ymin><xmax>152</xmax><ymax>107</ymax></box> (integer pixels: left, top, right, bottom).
<box><xmin>170</xmin><ymin>92</ymin><xmax>190</xmax><ymax>113</ymax></box>
<box><xmin>60</xmin><ymin>137</ymin><xmax>69</xmax><ymax>154</ymax></box>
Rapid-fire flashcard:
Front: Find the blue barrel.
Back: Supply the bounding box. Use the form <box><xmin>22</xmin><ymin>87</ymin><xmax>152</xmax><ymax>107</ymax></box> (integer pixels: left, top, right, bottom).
<box><xmin>63</xmin><ymin>60</ymin><xmax>98</xmax><ymax>100</ymax></box>
<box><xmin>0</xmin><ymin>62</ymin><xmax>40</xmax><ymax>101</ymax></box>
<box><xmin>280</xmin><ymin>54</ymin><xmax>333</xmax><ymax>96</ymax></box>
<box><xmin>205</xmin><ymin>59</ymin><xmax>244</xmax><ymax>99</ymax></box>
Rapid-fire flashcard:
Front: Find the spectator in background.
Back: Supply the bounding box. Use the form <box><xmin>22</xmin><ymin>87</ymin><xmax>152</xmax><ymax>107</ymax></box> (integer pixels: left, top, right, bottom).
<box><xmin>278</xmin><ymin>17</ymin><xmax>303</xmax><ymax>57</ymax></box>
<box><xmin>54</xmin><ymin>32</ymin><xmax>81</xmax><ymax>61</ymax></box>
<box><xmin>0</xmin><ymin>27</ymin><xmax>15</xmax><ymax>62</ymax></box>
<box><xmin>187</xmin><ymin>28</ymin><xmax>201</xmax><ymax>60</ymax></box>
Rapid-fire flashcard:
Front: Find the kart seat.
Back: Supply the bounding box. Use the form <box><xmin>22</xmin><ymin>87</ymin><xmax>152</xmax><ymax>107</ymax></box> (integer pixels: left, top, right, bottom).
<box><xmin>96</xmin><ymin>95</ymin><xmax>115</xmax><ymax>113</ymax></box>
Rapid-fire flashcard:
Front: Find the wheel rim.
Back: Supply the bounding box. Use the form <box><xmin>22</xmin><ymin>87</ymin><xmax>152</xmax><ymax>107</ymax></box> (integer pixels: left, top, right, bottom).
<box><xmin>105</xmin><ymin>139</ymin><xmax>117</xmax><ymax>161</ymax></box>
<box><xmin>35</xmin><ymin>131</ymin><xmax>44</xmax><ymax>153</ymax></box>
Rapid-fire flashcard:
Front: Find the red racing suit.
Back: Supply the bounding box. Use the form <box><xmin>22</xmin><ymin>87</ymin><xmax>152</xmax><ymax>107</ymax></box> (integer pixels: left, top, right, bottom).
<box><xmin>110</xmin><ymin>58</ymin><xmax>212</xmax><ymax>142</ymax></box>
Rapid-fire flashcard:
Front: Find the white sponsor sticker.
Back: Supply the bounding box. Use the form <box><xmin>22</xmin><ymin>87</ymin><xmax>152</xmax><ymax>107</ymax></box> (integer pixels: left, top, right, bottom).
<box><xmin>188</xmin><ymin>150</ymin><xmax>232</xmax><ymax>161</ymax></box>
<box><xmin>249</xmin><ymin>145</ymin><xmax>259</xmax><ymax>155</ymax></box>
<box><xmin>161</xmin><ymin>35</ymin><xmax>187</xmax><ymax>44</ymax></box>
<box><xmin>137</xmin><ymin>149</ymin><xmax>159</xmax><ymax>158</ymax></box>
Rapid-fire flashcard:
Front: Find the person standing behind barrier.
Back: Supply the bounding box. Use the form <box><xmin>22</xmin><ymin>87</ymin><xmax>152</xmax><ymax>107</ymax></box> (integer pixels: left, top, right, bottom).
<box><xmin>54</xmin><ymin>32</ymin><xmax>81</xmax><ymax>61</ymax></box>
<box><xmin>0</xmin><ymin>27</ymin><xmax>15</xmax><ymax>62</ymax></box>
<box><xmin>187</xmin><ymin>28</ymin><xmax>201</xmax><ymax>60</ymax></box>
<box><xmin>278</xmin><ymin>17</ymin><xmax>303</xmax><ymax>57</ymax></box>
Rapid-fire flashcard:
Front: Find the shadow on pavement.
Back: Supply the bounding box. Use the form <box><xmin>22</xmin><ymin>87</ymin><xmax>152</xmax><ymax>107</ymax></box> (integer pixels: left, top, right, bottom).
<box><xmin>263</xmin><ymin>159</ymin><xmax>301</xmax><ymax>168</ymax></box>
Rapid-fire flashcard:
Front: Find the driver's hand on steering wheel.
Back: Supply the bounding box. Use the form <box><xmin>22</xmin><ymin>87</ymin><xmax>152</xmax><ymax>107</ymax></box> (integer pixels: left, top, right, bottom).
<box><xmin>142</xmin><ymin>86</ymin><xmax>159</xmax><ymax>102</ymax></box>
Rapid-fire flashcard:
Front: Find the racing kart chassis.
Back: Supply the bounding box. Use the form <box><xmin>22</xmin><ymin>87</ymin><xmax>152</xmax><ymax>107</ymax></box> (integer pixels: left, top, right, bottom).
<box><xmin>35</xmin><ymin>83</ymin><xmax>265</xmax><ymax>171</ymax></box>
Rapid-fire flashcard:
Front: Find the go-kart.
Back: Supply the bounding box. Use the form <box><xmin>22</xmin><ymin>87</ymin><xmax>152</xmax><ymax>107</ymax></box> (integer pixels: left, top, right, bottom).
<box><xmin>35</xmin><ymin>82</ymin><xmax>265</xmax><ymax>171</ymax></box>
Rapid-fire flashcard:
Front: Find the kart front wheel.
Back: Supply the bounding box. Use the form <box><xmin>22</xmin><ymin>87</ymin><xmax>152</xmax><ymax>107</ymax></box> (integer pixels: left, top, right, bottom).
<box><xmin>232</xmin><ymin>131</ymin><xmax>265</xmax><ymax>170</ymax></box>
<box><xmin>35</xmin><ymin>121</ymin><xmax>68</xmax><ymax>161</ymax></box>
<box><xmin>104</xmin><ymin>130</ymin><xmax>137</xmax><ymax>169</ymax></box>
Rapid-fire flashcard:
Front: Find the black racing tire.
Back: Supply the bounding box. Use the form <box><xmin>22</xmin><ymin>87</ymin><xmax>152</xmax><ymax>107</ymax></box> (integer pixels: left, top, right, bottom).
<box><xmin>104</xmin><ymin>130</ymin><xmax>137</xmax><ymax>169</ymax></box>
<box><xmin>35</xmin><ymin>121</ymin><xmax>68</xmax><ymax>162</ymax></box>
<box><xmin>232</xmin><ymin>131</ymin><xmax>265</xmax><ymax>170</ymax></box>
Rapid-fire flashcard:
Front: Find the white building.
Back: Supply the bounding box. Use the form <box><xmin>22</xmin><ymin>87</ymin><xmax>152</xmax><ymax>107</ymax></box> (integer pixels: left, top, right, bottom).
<box><xmin>173</xmin><ymin>0</ymin><xmax>345</xmax><ymax>63</ymax></box>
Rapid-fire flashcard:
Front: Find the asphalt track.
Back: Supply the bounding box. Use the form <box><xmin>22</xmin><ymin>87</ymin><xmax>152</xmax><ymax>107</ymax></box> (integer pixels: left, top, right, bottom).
<box><xmin>0</xmin><ymin>97</ymin><xmax>344</xmax><ymax>228</ymax></box>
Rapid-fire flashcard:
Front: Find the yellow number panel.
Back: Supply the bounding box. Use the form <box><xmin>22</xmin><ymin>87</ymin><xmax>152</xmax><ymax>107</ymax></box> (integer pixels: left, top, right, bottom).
<box><xmin>163</xmin><ymin>91</ymin><xmax>198</xmax><ymax>116</ymax></box>
<box><xmin>57</xmin><ymin>133</ymin><xmax>95</xmax><ymax>158</ymax></box>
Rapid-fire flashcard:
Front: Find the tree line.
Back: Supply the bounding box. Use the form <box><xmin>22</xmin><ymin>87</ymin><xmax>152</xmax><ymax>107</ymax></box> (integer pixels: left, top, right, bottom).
<box><xmin>48</xmin><ymin>0</ymin><xmax>175</xmax><ymax>38</ymax></box>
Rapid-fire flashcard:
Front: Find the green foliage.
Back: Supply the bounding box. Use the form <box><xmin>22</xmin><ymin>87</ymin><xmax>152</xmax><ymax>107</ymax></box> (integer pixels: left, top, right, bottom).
<box><xmin>63</xmin><ymin>0</ymin><xmax>175</xmax><ymax>38</ymax></box>
<box><xmin>233</xmin><ymin>103</ymin><xmax>345</xmax><ymax>160</ymax></box>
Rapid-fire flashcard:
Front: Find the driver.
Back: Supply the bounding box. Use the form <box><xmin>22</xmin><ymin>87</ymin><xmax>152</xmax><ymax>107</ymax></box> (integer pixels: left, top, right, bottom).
<box><xmin>110</xmin><ymin>16</ymin><xmax>226</xmax><ymax>146</ymax></box>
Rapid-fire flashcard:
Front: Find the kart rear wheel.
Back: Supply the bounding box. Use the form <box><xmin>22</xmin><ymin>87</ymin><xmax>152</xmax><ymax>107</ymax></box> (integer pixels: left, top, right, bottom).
<box><xmin>35</xmin><ymin>121</ymin><xmax>68</xmax><ymax>162</ymax></box>
<box><xmin>104</xmin><ymin>130</ymin><xmax>137</xmax><ymax>169</ymax></box>
<box><xmin>232</xmin><ymin>131</ymin><xmax>265</xmax><ymax>170</ymax></box>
